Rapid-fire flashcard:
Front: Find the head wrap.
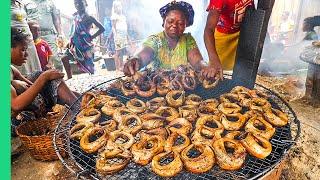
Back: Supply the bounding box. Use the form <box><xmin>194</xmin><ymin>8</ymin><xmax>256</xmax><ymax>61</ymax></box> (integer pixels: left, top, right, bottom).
<box><xmin>159</xmin><ymin>0</ymin><xmax>195</xmax><ymax>27</ymax></box>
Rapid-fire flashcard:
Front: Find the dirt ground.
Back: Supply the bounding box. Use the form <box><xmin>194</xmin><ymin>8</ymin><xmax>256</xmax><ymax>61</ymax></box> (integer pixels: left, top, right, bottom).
<box><xmin>11</xmin><ymin>72</ymin><xmax>320</xmax><ymax>180</ymax></box>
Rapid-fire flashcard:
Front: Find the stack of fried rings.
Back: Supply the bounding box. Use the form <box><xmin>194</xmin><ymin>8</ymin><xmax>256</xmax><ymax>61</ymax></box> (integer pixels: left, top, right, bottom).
<box><xmin>70</xmin><ymin>71</ymin><xmax>289</xmax><ymax>177</ymax></box>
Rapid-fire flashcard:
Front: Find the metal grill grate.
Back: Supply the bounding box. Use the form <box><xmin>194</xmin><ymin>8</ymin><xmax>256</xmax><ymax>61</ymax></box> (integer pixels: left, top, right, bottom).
<box><xmin>53</xmin><ymin>76</ymin><xmax>300</xmax><ymax>180</ymax></box>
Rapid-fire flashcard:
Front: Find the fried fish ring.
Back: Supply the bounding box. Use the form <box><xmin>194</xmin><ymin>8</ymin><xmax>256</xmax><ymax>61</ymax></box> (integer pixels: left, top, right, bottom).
<box><xmin>164</xmin><ymin>132</ymin><xmax>190</xmax><ymax>153</ymax></box>
<box><xmin>245</xmin><ymin>116</ymin><xmax>275</xmax><ymax>140</ymax></box>
<box><xmin>99</xmin><ymin>120</ymin><xmax>117</xmax><ymax>132</ymax></box>
<box><xmin>179</xmin><ymin>105</ymin><xmax>198</xmax><ymax>122</ymax></box>
<box><xmin>249</xmin><ymin>97</ymin><xmax>272</xmax><ymax>112</ymax></box>
<box><xmin>96</xmin><ymin>147</ymin><xmax>132</xmax><ymax>175</ymax></box>
<box><xmin>80</xmin><ymin>92</ymin><xmax>96</xmax><ymax>109</ymax></box>
<box><xmin>121</xmin><ymin>78</ymin><xmax>136</xmax><ymax>96</ymax></box>
<box><xmin>156</xmin><ymin>76</ymin><xmax>171</xmax><ymax>96</ymax></box>
<box><xmin>118</xmin><ymin>114</ymin><xmax>142</xmax><ymax>135</ymax></box>
<box><xmin>241</xmin><ymin>132</ymin><xmax>272</xmax><ymax>159</ymax></box>
<box><xmin>155</xmin><ymin>106</ymin><xmax>180</xmax><ymax>122</ymax></box>
<box><xmin>126</xmin><ymin>98</ymin><xmax>146</xmax><ymax>114</ymax></box>
<box><xmin>131</xmin><ymin>133</ymin><xmax>165</xmax><ymax>165</ymax></box>
<box><xmin>197</xmin><ymin>104</ymin><xmax>220</xmax><ymax>117</ymax></box>
<box><xmin>168</xmin><ymin>118</ymin><xmax>193</xmax><ymax>135</ymax></box>
<box><xmin>185</xmin><ymin>94</ymin><xmax>202</xmax><ymax>106</ymax></box>
<box><xmin>213</xmin><ymin>137</ymin><xmax>247</xmax><ymax>170</ymax></box>
<box><xmin>195</xmin><ymin>115</ymin><xmax>224</xmax><ymax>140</ymax></box>
<box><xmin>220</xmin><ymin>113</ymin><xmax>248</xmax><ymax>131</ymax></box>
<box><xmin>219</xmin><ymin>93</ymin><xmax>241</xmax><ymax>104</ymax></box>
<box><xmin>146</xmin><ymin>97</ymin><xmax>167</xmax><ymax>112</ymax></box>
<box><xmin>202</xmin><ymin>77</ymin><xmax>219</xmax><ymax>89</ymax></box>
<box><xmin>181</xmin><ymin>143</ymin><xmax>215</xmax><ymax>174</ymax></box>
<box><xmin>106</xmin><ymin>130</ymin><xmax>135</xmax><ymax>150</ymax></box>
<box><xmin>69</xmin><ymin>122</ymin><xmax>94</xmax><ymax>140</ymax></box>
<box><xmin>181</xmin><ymin>74</ymin><xmax>197</xmax><ymax>91</ymax></box>
<box><xmin>199</xmin><ymin>98</ymin><xmax>219</xmax><ymax>109</ymax></box>
<box><xmin>141</xmin><ymin>115</ymin><xmax>165</xmax><ymax>130</ymax></box>
<box><xmin>134</xmin><ymin>80</ymin><xmax>156</xmax><ymax>98</ymax></box>
<box><xmin>101</xmin><ymin>99</ymin><xmax>125</xmax><ymax>116</ymax></box>
<box><xmin>218</xmin><ymin>102</ymin><xmax>241</xmax><ymax>114</ymax></box>
<box><xmin>112</xmin><ymin>107</ymin><xmax>133</xmax><ymax>123</ymax></box>
<box><xmin>263</xmin><ymin>108</ymin><xmax>289</xmax><ymax>127</ymax></box>
<box><xmin>80</xmin><ymin>126</ymin><xmax>108</xmax><ymax>153</ymax></box>
<box><xmin>143</xmin><ymin>127</ymin><xmax>169</xmax><ymax>139</ymax></box>
<box><xmin>151</xmin><ymin>151</ymin><xmax>183</xmax><ymax>177</ymax></box>
<box><xmin>76</xmin><ymin>108</ymin><xmax>101</xmax><ymax>124</ymax></box>
<box><xmin>166</xmin><ymin>90</ymin><xmax>185</xmax><ymax>108</ymax></box>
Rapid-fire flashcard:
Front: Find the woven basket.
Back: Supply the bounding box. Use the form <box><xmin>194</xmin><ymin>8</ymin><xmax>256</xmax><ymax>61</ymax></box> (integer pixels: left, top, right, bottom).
<box><xmin>16</xmin><ymin>118</ymin><xmax>67</xmax><ymax>161</ymax></box>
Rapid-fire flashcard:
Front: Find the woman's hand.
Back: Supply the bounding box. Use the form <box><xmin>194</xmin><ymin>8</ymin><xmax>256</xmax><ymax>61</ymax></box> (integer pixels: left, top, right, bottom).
<box><xmin>41</xmin><ymin>69</ymin><xmax>65</xmax><ymax>81</ymax></box>
<box><xmin>11</xmin><ymin>80</ymin><xmax>31</xmax><ymax>91</ymax></box>
<box><xmin>201</xmin><ymin>63</ymin><xmax>223</xmax><ymax>80</ymax></box>
<box><xmin>123</xmin><ymin>58</ymin><xmax>140</xmax><ymax>76</ymax></box>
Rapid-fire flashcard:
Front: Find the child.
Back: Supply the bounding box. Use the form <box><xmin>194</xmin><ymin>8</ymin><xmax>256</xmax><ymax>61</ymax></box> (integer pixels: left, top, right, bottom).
<box><xmin>11</xmin><ymin>27</ymin><xmax>77</xmax><ymax>136</ymax></box>
<box><xmin>28</xmin><ymin>21</ymin><xmax>54</xmax><ymax>71</ymax></box>
<box><xmin>61</xmin><ymin>0</ymin><xmax>105</xmax><ymax>79</ymax></box>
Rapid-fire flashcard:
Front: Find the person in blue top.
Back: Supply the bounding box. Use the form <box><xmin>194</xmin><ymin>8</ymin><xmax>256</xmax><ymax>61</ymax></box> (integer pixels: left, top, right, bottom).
<box><xmin>103</xmin><ymin>8</ymin><xmax>115</xmax><ymax>56</ymax></box>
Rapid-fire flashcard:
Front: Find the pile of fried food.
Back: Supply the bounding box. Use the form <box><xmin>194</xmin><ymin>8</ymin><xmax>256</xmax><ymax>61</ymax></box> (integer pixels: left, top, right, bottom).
<box><xmin>111</xmin><ymin>65</ymin><xmax>221</xmax><ymax>98</ymax></box>
<box><xmin>69</xmin><ymin>69</ymin><xmax>289</xmax><ymax>178</ymax></box>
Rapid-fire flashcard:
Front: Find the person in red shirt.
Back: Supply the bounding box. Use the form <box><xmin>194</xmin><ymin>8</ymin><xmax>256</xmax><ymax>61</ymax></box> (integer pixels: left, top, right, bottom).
<box><xmin>203</xmin><ymin>0</ymin><xmax>254</xmax><ymax>77</ymax></box>
<box><xmin>28</xmin><ymin>21</ymin><xmax>54</xmax><ymax>71</ymax></box>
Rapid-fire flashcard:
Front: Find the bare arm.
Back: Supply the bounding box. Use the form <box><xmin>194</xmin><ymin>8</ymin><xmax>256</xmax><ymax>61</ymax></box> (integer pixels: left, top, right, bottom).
<box><xmin>90</xmin><ymin>16</ymin><xmax>105</xmax><ymax>40</ymax></box>
<box><xmin>204</xmin><ymin>10</ymin><xmax>222</xmax><ymax>68</ymax></box>
<box><xmin>123</xmin><ymin>46</ymin><xmax>154</xmax><ymax>76</ymax></box>
<box><xmin>11</xmin><ymin>76</ymin><xmax>47</xmax><ymax>111</ymax></box>
<box><xmin>11</xmin><ymin>65</ymin><xmax>33</xmax><ymax>85</ymax></box>
<box><xmin>11</xmin><ymin>70</ymin><xmax>64</xmax><ymax>111</ymax></box>
<box><xmin>187</xmin><ymin>47</ymin><xmax>206</xmax><ymax>71</ymax></box>
<box><xmin>52</xmin><ymin>9</ymin><xmax>63</xmax><ymax>35</ymax></box>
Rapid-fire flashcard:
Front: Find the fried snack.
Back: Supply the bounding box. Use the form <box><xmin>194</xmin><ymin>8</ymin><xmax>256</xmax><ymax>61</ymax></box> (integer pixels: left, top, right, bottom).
<box><xmin>249</xmin><ymin>97</ymin><xmax>272</xmax><ymax>112</ymax></box>
<box><xmin>140</xmin><ymin>113</ymin><xmax>165</xmax><ymax>130</ymax></box>
<box><xmin>263</xmin><ymin>108</ymin><xmax>289</xmax><ymax>127</ymax></box>
<box><xmin>80</xmin><ymin>92</ymin><xmax>96</xmax><ymax>109</ymax></box>
<box><xmin>218</xmin><ymin>102</ymin><xmax>241</xmax><ymax>114</ymax></box>
<box><xmin>106</xmin><ymin>130</ymin><xmax>135</xmax><ymax>150</ymax></box>
<box><xmin>220</xmin><ymin>113</ymin><xmax>248</xmax><ymax>131</ymax></box>
<box><xmin>213</xmin><ymin>137</ymin><xmax>247</xmax><ymax>170</ymax></box>
<box><xmin>146</xmin><ymin>97</ymin><xmax>167</xmax><ymax>112</ymax></box>
<box><xmin>143</xmin><ymin>127</ymin><xmax>169</xmax><ymax>139</ymax></box>
<box><xmin>185</xmin><ymin>94</ymin><xmax>202</xmax><ymax>106</ymax></box>
<box><xmin>99</xmin><ymin>120</ymin><xmax>117</xmax><ymax>132</ymax></box>
<box><xmin>70</xmin><ymin>122</ymin><xmax>94</xmax><ymax>140</ymax></box>
<box><xmin>155</xmin><ymin>106</ymin><xmax>180</xmax><ymax>122</ymax></box>
<box><xmin>164</xmin><ymin>132</ymin><xmax>190</xmax><ymax>153</ymax></box>
<box><xmin>131</xmin><ymin>133</ymin><xmax>165</xmax><ymax>165</ymax></box>
<box><xmin>181</xmin><ymin>74</ymin><xmax>197</xmax><ymax>91</ymax></box>
<box><xmin>168</xmin><ymin>118</ymin><xmax>193</xmax><ymax>135</ymax></box>
<box><xmin>134</xmin><ymin>80</ymin><xmax>156</xmax><ymax>98</ymax></box>
<box><xmin>195</xmin><ymin>115</ymin><xmax>224</xmax><ymax>140</ymax></box>
<box><xmin>155</xmin><ymin>75</ymin><xmax>171</xmax><ymax>96</ymax></box>
<box><xmin>166</xmin><ymin>90</ymin><xmax>185</xmax><ymax>108</ymax></box>
<box><xmin>96</xmin><ymin>147</ymin><xmax>132</xmax><ymax>175</ymax></box>
<box><xmin>101</xmin><ymin>99</ymin><xmax>125</xmax><ymax>116</ymax></box>
<box><xmin>113</xmin><ymin>107</ymin><xmax>133</xmax><ymax>123</ymax></box>
<box><xmin>126</xmin><ymin>98</ymin><xmax>146</xmax><ymax>114</ymax></box>
<box><xmin>220</xmin><ymin>93</ymin><xmax>240</xmax><ymax>104</ymax></box>
<box><xmin>179</xmin><ymin>105</ymin><xmax>198</xmax><ymax>122</ymax></box>
<box><xmin>197</xmin><ymin>104</ymin><xmax>220</xmax><ymax>117</ymax></box>
<box><xmin>76</xmin><ymin>108</ymin><xmax>101</xmax><ymax>124</ymax></box>
<box><xmin>202</xmin><ymin>77</ymin><xmax>219</xmax><ymax>89</ymax></box>
<box><xmin>118</xmin><ymin>114</ymin><xmax>142</xmax><ymax>135</ymax></box>
<box><xmin>245</xmin><ymin>116</ymin><xmax>275</xmax><ymax>140</ymax></box>
<box><xmin>121</xmin><ymin>78</ymin><xmax>136</xmax><ymax>96</ymax></box>
<box><xmin>241</xmin><ymin>133</ymin><xmax>272</xmax><ymax>159</ymax></box>
<box><xmin>181</xmin><ymin>143</ymin><xmax>215</xmax><ymax>174</ymax></box>
<box><xmin>151</xmin><ymin>151</ymin><xmax>183</xmax><ymax>177</ymax></box>
<box><xmin>80</xmin><ymin>126</ymin><xmax>108</xmax><ymax>153</ymax></box>
<box><xmin>199</xmin><ymin>98</ymin><xmax>219</xmax><ymax>109</ymax></box>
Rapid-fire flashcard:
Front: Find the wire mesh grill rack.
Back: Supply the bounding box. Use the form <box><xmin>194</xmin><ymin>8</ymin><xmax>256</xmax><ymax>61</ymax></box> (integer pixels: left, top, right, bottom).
<box><xmin>53</xmin><ymin>75</ymin><xmax>300</xmax><ymax>180</ymax></box>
